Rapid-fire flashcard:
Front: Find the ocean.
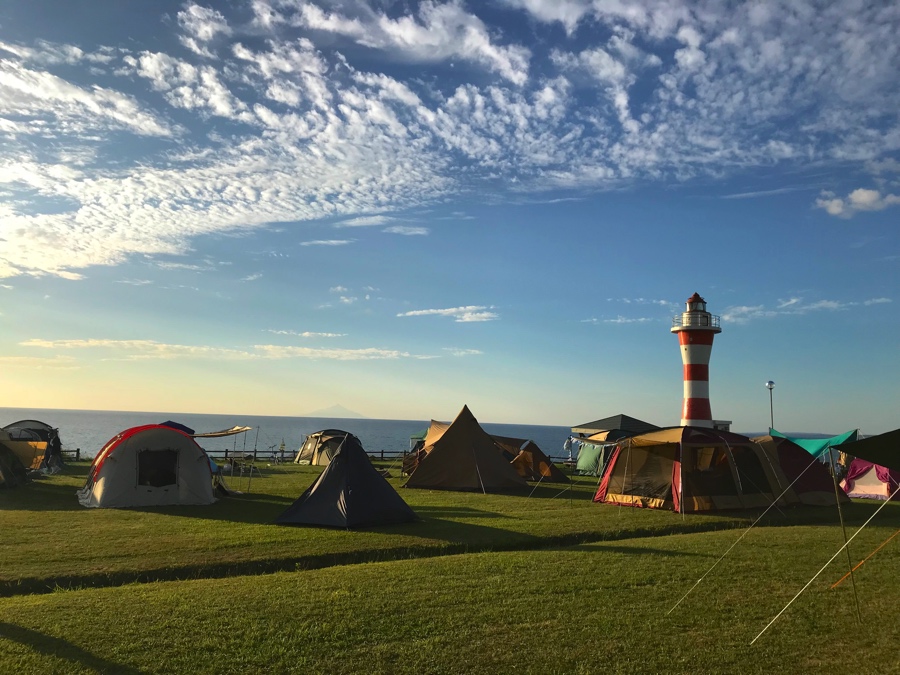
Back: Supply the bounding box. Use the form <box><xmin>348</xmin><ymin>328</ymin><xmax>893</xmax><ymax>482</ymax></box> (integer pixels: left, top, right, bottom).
<box><xmin>0</xmin><ymin>407</ymin><xmax>574</xmax><ymax>461</ymax></box>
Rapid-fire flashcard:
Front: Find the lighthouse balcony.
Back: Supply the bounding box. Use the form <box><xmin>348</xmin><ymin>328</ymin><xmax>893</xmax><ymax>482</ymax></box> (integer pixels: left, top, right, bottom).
<box><xmin>671</xmin><ymin>314</ymin><xmax>721</xmax><ymax>330</ymax></box>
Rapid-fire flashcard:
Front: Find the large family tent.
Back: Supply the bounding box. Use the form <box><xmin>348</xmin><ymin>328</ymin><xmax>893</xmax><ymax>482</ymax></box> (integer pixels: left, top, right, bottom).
<box><xmin>276</xmin><ymin>434</ymin><xmax>416</xmax><ymax>528</ymax></box>
<box><xmin>77</xmin><ymin>425</ymin><xmax>216</xmax><ymax>508</ymax></box>
<box><xmin>0</xmin><ymin>432</ymin><xmax>28</xmax><ymax>488</ymax></box>
<box><xmin>594</xmin><ymin>427</ymin><xmax>835</xmax><ymax>513</ymax></box>
<box><xmin>751</xmin><ymin>435</ymin><xmax>849</xmax><ymax>506</ymax></box>
<box><xmin>404</xmin><ymin>405</ymin><xmax>527</xmax><ymax>492</ymax></box>
<box><xmin>294</xmin><ymin>429</ymin><xmax>361</xmax><ymax>466</ymax></box>
<box><xmin>574</xmin><ymin>430</ymin><xmax>634</xmax><ymax>476</ymax></box>
<box><xmin>492</xmin><ymin>435</ymin><xmax>569</xmax><ymax>483</ymax></box>
<box><xmin>1</xmin><ymin>419</ymin><xmax>57</xmax><ymax>469</ymax></box>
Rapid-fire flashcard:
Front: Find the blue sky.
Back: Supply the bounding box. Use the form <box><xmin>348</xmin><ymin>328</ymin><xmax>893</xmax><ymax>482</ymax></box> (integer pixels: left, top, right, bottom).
<box><xmin>0</xmin><ymin>0</ymin><xmax>897</xmax><ymax>433</ymax></box>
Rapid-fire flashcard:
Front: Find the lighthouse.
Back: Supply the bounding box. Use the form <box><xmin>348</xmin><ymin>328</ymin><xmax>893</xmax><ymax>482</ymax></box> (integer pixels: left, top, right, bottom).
<box><xmin>671</xmin><ymin>293</ymin><xmax>721</xmax><ymax>428</ymax></box>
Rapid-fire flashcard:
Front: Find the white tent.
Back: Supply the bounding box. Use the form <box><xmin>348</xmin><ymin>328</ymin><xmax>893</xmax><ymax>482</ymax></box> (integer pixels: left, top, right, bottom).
<box><xmin>77</xmin><ymin>424</ymin><xmax>215</xmax><ymax>508</ymax></box>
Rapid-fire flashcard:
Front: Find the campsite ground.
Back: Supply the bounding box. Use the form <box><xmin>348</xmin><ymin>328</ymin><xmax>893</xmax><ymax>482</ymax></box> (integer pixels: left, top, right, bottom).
<box><xmin>2</xmin><ymin>462</ymin><xmax>899</xmax><ymax>674</ymax></box>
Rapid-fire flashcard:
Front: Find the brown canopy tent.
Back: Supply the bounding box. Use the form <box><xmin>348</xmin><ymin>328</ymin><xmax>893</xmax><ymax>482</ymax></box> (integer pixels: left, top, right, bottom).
<box><xmin>492</xmin><ymin>435</ymin><xmax>569</xmax><ymax>483</ymax></box>
<box><xmin>404</xmin><ymin>405</ymin><xmax>527</xmax><ymax>492</ymax></box>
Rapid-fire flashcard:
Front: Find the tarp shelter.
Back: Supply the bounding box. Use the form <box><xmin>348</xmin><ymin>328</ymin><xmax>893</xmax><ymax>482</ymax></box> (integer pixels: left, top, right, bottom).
<box><xmin>2</xmin><ymin>419</ymin><xmax>57</xmax><ymax>469</ymax></box>
<box><xmin>492</xmin><ymin>435</ymin><xmax>569</xmax><ymax>483</ymax></box>
<box><xmin>833</xmin><ymin>428</ymin><xmax>900</xmax><ymax>472</ymax></box>
<box><xmin>404</xmin><ymin>405</ymin><xmax>527</xmax><ymax>492</ymax></box>
<box><xmin>575</xmin><ymin>430</ymin><xmax>634</xmax><ymax>476</ymax></box>
<box><xmin>751</xmin><ymin>435</ymin><xmax>849</xmax><ymax>506</ymax></box>
<box><xmin>294</xmin><ymin>429</ymin><xmax>361</xmax><ymax>466</ymax></box>
<box><xmin>840</xmin><ymin>459</ymin><xmax>900</xmax><ymax>501</ymax></box>
<box><xmin>276</xmin><ymin>434</ymin><xmax>416</xmax><ymax>528</ymax></box>
<box><xmin>769</xmin><ymin>428</ymin><xmax>858</xmax><ymax>459</ymax></box>
<box><xmin>595</xmin><ymin>427</ymin><xmax>831</xmax><ymax>513</ymax></box>
<box><xmin>0</xmin><ymin>432</ymin><xmax>28</xmax><ymax>488</ymax></box>
<box><xmin>77</xmin><ymin>424</ymin><xmax>215</xmax><ymax>508</ymax></box>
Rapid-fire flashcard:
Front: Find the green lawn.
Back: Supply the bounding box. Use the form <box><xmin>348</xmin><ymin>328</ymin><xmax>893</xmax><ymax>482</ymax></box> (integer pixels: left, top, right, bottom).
<box><xmin>1</xmin><ymin>462</ymin><xmax>898</xmax><ymax>674</ymax></box>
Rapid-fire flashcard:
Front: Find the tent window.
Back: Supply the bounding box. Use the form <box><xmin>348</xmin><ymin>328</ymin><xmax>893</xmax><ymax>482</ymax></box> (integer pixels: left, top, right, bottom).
<box><xmin>137</xmin><ymin>449</ymin><xmax>178</xmax><ymax>487</ymax></box>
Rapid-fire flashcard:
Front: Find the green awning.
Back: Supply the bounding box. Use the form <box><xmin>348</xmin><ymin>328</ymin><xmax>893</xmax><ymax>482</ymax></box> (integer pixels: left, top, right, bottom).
<box><xmin>770</xmin><ymin>428</ymin><xmax>858</xmax><ymax>458</ymax></box>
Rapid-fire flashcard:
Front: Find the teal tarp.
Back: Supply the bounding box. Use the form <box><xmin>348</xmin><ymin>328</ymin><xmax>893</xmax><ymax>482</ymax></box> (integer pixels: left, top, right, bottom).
<box><xmin>770</xmin><ymin>428</ymin><xmax>858</xmax><ymax>459</ymax></box>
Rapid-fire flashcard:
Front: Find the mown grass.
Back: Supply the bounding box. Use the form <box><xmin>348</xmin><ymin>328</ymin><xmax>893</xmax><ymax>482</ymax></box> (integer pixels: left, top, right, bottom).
<box><xmin>2</xmin><ymin>462</ymin><xmax>899</xmax><ymax>673</ymax></box>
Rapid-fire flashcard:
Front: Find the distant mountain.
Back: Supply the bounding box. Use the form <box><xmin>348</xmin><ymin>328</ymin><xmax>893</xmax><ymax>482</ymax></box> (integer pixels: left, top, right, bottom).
<box><xmin>302</xmin><ymin>404</ymin><xmax>367</xmax><ymax>419</ymax></box>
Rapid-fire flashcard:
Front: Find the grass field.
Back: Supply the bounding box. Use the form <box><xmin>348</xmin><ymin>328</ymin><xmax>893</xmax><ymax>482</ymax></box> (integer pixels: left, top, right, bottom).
<box><xmin>2</xmin><ymin>461</ymin><xmax>899</xmax><ymax>674</ymax></box>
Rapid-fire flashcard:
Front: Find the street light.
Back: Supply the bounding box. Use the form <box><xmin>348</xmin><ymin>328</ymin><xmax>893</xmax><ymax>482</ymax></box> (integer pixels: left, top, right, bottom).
<box><xmin>765</xmin><ymin>381</ymin><xmax>775</xmax><ymax>431</ymax></box>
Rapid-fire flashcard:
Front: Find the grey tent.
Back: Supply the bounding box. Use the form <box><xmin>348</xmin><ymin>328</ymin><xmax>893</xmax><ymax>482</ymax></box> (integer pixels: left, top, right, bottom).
<box><xmin>294</xmin><ymin>429</ymin><xmax>361</xmax><ymax>465</ymax></box>
<box><xmin>0</xmin><ymin>433</ymin><xmax>28</xmax><ymax>488</ymax></box>
<box><xmin>276</xmin><ymin>434</ymin><xmax>417</xmax><ymax>529</ymax></box>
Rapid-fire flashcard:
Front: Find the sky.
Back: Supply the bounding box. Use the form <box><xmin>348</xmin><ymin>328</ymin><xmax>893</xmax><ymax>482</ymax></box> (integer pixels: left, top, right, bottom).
<box><xmin>0</xmin><ymin>0</ymin><xmax>897</xmax><ymax>434</ymax></box>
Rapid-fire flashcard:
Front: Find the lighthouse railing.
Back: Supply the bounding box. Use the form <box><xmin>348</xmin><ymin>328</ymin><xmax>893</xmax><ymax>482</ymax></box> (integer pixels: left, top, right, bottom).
<box><xmin>672</xmin><ymin>314</ymin><xmax>720</xmax><ymax>329</ymax></box>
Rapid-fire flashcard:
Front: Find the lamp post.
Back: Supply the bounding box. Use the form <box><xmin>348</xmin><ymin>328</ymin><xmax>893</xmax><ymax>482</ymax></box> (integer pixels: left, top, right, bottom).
<box><xmin>765</xmin><ymin>381</ymin><xmax>775</xmax><ymax>431</ymax></box>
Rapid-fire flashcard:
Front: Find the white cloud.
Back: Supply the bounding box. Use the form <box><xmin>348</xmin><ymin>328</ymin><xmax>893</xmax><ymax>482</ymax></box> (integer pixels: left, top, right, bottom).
<box><xmin>178</xmin><ymin>4</ymin><xmax>232</xmax><ymax>57</ymax></box>
<box><xmin>722</xmin><ymin>296</ymin><xmax>892</xmax><ymax>323</ymax></box>
<box><xmin>300</xmin><ymin>240</ymin><xmax>354</xmax><ymax>247</ymax></box>
<box><xmin>384</xmin><ymin>225</ymin><xmax>428</xmax><ymax>235</ymax></box>
<box><xmin>22</xmin><ymin>337</ymin><xmax>428</xmax><ymax>361</ymax></box>
<box><xmin>295</xmin><ymin>0</ymin><xmax>530</xmax><ymax>85</ymax></box>
<box><xmin>398</xmin><ymin>306</ymin><xmax>499</xmax><ymax>322</ymax></box>
<box><xmin>816</xmin><ymin>189</ymin><xmax>900</xmax><ymax>218</ymax></box>
<box><xmin>1</xmin><ymin>1</ymin><xmax>899</xmax><ymax>282</ymax></box>
<box><xmin>266</xmin><ymin>330</ymin><xmax>347</xmax><ymax>338</ymax></box>
<box><xmin>337</xmin><ymin>215</ymin><xmax>394</xmax><ymax>227</ymax></box>
<box><xmin>444</xmin><ymin>348</ymin><xmax>483</xmax><ymax>356</ymax></box>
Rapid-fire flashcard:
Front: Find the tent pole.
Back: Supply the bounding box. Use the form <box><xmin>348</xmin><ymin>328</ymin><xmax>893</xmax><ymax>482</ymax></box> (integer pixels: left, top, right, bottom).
<box><xmin>751</xmin><ymin>481</ymin><xmax>900</xmax><ymax>645</ymax></box>
<box><xmin>472</xmin><ymin>443</ymin><xmax>486</xmax><ymax>495</ymax></box>
<box><xmin>827</xmin><ymin>446</ymin><xmax>861</xmax><ymax>622</ymax></box>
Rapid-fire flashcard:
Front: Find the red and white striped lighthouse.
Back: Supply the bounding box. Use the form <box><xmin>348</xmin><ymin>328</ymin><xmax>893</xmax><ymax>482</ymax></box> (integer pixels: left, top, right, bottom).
<box><xmin>671</xmin><ymin>292</ymin><xmax>721</xmax><ymax>427</ymax></box>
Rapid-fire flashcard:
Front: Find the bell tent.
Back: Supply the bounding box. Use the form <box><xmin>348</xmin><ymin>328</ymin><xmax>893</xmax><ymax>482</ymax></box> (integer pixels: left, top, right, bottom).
<box><xmin>404</xmin><ymin>405</ymin><xmax>527</xmax><ymax>492</ymax></box>
<box><xmin>594</xmin><ymin>426</ymin><xmax>843</xmax><ymax>513</ymax></box>
<box><xmin>77</xmin><ymin>424</ymin><xmax>216</xmax><ymax>508</ymax></box>
<box><xmin>276</xmin><ymin>434</ymin><xmax>416</xmax><ymax>529</ymax></box>
<box><xmin>294</xmin><ymin>429</ymin><xmax>362</xmax><ymax>466</ymax></box>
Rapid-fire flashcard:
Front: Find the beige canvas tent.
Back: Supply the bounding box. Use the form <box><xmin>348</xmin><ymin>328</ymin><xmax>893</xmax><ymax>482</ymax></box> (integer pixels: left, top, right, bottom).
<box><xmin>77</xmin><ymin>424</ymin><xmax>216</xmax><ymax>508</ymax></box>
<box><xmin>595</xmin><ymin>427</ymin><xmax>846</xmax><ymax>513</ymax></box>
<box><xmin>404</xmin><ymin>405</ymin><xmax>527</xmax><ymax>492</ymax></box>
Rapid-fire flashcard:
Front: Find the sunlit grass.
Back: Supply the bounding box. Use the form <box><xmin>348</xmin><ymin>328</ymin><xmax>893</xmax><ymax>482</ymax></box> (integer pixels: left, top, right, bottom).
<box><xmin>2</xmin><ymin>462</ymin><xmax>899</xmax><ymax>673</ymax></box>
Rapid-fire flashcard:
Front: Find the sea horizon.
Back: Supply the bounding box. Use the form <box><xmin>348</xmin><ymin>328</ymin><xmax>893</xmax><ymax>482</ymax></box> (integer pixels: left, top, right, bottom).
<box><xmin>0</xmin><ymin>406</ymin><xmax>575</xmax><ymax>461</ymax></box>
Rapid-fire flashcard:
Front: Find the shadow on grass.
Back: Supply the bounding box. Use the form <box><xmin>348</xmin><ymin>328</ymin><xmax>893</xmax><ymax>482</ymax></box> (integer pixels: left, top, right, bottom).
<box><xmin>0</xmin><ymin>621</ymin><xmax>145</xmax><ymax>675</ymax></box>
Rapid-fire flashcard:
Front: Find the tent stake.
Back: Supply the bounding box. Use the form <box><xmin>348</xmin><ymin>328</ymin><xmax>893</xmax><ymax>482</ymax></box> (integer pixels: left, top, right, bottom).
<box><xmin>832</xmin><ymin>527</ymin><xmax>900</xmax><ymax>589</ymax></box>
